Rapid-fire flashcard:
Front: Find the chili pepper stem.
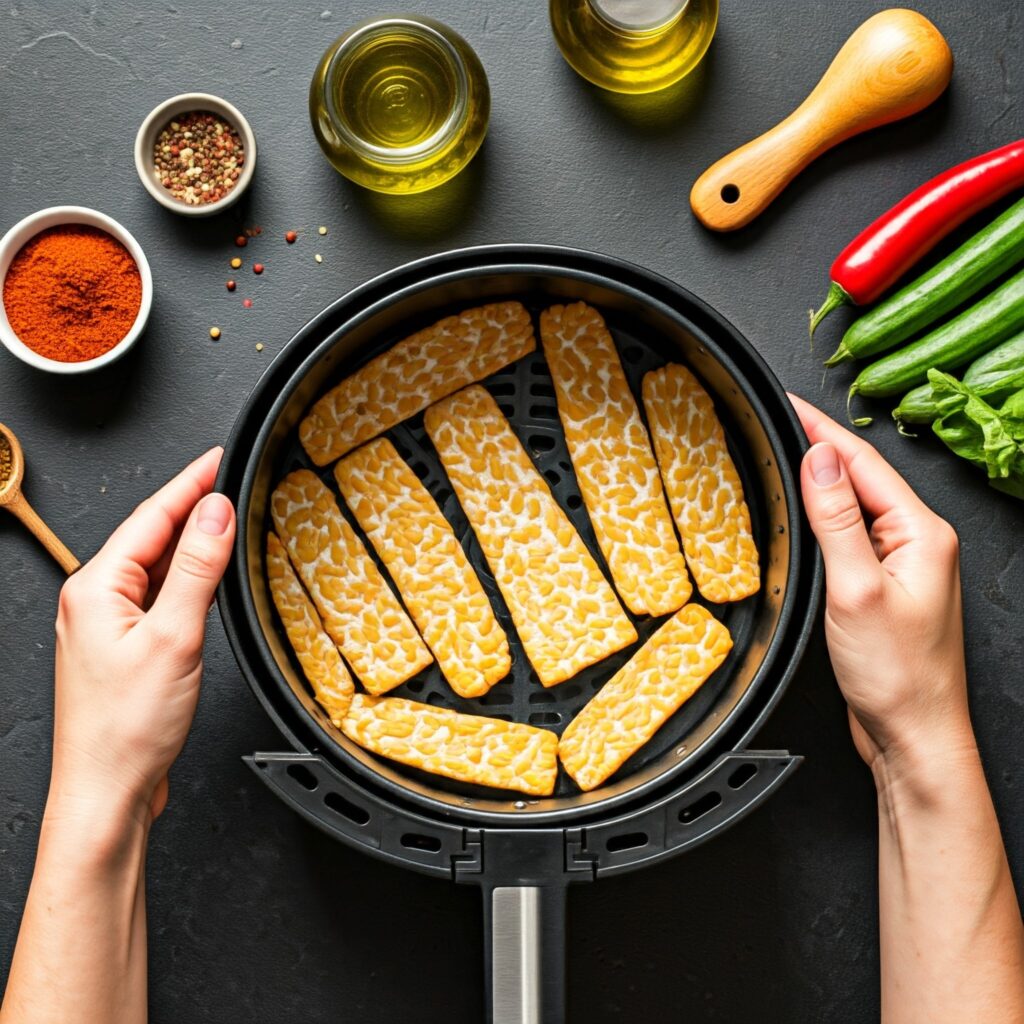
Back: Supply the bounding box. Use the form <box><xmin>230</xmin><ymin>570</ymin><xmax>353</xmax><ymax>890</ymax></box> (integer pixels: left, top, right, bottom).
<box><xmin>809</xmin><ymin>281</ymin><xmax>851</xmax><ymax>340</ymax></box>
<box><xmin>846</xmin><ymin>385</ymin><xmax>873</xmax><ymax>427</ymax></box>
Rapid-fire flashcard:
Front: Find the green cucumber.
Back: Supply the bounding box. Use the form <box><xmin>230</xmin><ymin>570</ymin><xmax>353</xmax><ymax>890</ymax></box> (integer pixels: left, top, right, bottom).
<box><xmin>848</xmin><ymin>268</ymin><xmax>1024</xmax><ymax>424</ymax></box>
<box><xmin>893</xmin><ymin>330</ymin><xmax>1024</xmax><ymax>427</ymax></box>
<box><xmin>892</xmin><ymin>383</ymin><xmax>941</xmax><ymax>427</ymax></box>
<box><xmin>826</xmin><ymin>195</ymin><xmax>1024</xmax><ymax>367</ymax></box>
<box><xmin>962</xmin><ymin>329</ymin><xmax>1024</xmax><ymax>394</ymax></box>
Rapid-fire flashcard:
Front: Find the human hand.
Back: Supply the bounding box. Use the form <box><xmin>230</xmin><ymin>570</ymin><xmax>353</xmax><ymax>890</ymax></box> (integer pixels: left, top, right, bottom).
<box><xmin>49</xmin><ymin>448</ymin><xmax>235</xmax><ymax>827</ymax></box>
<box><xmin>789</xmin><ymin>395</ymin><xmax>973</xmax><ymax>776</ymax></box>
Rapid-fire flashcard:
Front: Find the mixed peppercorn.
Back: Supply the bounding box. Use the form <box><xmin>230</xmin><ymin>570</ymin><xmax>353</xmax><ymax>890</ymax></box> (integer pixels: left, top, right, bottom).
<box><xmin>154</xmin><ymin>111</ymin><xmax>244</xmax><ymax>207</ymax></box>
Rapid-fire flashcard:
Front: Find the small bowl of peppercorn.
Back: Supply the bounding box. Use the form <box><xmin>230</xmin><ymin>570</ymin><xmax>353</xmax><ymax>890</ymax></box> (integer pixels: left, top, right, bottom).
<box><xmin>134</xmin><ymin>93</ymin><xmax>257</xmax><ymax>216</ymax></box>
<box><xmin>0</xmin><ymin>205</ymin><xmax>153</xmax><ymax>374</ymax></box>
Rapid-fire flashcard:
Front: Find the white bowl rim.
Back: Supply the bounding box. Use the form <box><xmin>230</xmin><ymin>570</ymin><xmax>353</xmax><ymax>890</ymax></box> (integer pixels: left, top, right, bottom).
<box><xmin>0</xmin><ymin>205</ymin><xmax>154</xmax><ymax>375</ymax></box>
<box><xmin>133</xmin><ymin>92</ymin><xmax>257</xmax><ymax>216</ymax></box>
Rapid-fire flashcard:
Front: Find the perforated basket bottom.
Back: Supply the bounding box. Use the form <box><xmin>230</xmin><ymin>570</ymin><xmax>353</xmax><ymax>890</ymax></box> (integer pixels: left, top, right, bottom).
<box><xmin>271</xmin><ymin>299</ymin><xmax>771</xmax><ymax>801</ymax></box>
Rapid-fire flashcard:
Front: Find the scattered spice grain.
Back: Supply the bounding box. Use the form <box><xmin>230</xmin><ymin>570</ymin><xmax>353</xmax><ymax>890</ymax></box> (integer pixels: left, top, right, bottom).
<box><xmin>226</xmin><ymin>280</ymin><xmax>236</xmax><ymax>292</ymax></box>
<box><xmin>314</xmin><ymin>253</ymin><xmax>322</xmax><ymax>263</ymax></box>
<box><xmin>230</xmin><ymin>257</ymin><xmax>242</xmax><ymax>269</ymax></box>
<box><xmin>253</xmin><ymin>263</ymin><xmax>264</xmax><ymax>275</ymax></box>
<box><xmin>256</xmin><ymin>343</ymin><xmax>264</xmax><ymax>352</ymax></box>
<box><xmin>209</xmin><ymin>327</ymin><xmax>221</xmax><ymax>339</ymax></box>
<box><xmin>285</xmin><ymin>230</ymin><xmax>298</xmax><ymax>244</ymax></box>
<box><xmin>235</xmin><ymin>235</ymin><xmax>247</xmax><ymax>247</ymax></box>
<box><xmin>243</xmin><ymin>298</ymin><xmax>253</xmax><ymax>308</ymax></box>
<box><xmin>318</xmin><ymin>226</ymin><xmax>327</xmax><ymax>235</ymax></box>
<box><xmin>153</xmin><ymin>111</ymin><xmax>243</xmax><ymax>207</ymax></box>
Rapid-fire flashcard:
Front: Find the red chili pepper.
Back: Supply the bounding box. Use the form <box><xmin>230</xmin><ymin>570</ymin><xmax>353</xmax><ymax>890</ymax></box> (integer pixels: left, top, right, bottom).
<box><xmin>810</xmin><ymin>139</ymin><xmax>1024</xmax><ymax>336</ymax></box>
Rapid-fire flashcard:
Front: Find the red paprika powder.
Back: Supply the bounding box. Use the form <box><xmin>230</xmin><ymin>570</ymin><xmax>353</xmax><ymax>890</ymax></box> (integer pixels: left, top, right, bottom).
<box><xmin>2</xmin><ymin>225</ymin><xmax>142</xmax><ymax>363</ymax></box>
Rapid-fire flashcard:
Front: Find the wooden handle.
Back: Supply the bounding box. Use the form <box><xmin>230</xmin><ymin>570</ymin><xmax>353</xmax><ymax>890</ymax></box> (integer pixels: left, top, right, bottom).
<box><xmin>7</xmin><ymin>492</ymin><xmax>81</xmax><ymax>575</ymax></box>
<box><xmin>690</xmin><ymin>9</ymin><xmax>953</xmax><ymax>231</ymax></box>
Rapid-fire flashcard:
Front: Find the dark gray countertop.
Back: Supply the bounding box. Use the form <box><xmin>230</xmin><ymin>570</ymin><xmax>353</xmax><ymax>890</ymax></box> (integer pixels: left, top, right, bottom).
<box><xmin>1</xmin><ymin>2</ymin><xmax>1021</xmax><ymax>1021</ymax></box>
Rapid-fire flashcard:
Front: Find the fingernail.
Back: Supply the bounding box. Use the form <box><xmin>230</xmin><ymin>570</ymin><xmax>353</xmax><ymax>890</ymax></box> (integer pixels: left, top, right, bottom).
<box><xmin>196</xmin><ymin>493</ymin><xmax>232</xmax><ymax>535</ymax></box>
<box><xmin>808</xmin><ymin>443</ymin><xmax>841</xmax><ymax>486</ymax></box>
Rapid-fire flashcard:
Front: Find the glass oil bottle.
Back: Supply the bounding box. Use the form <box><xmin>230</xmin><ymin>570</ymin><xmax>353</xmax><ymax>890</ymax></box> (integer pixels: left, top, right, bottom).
<box><xmin>550</xmin><ymin>0</ymin><xmax>718</xmax><ymax>94</ymax></box>
<box><xmin>310</xmin><ymin>16</ymin><xmax>490</xmax><ymax>194</ymax></box>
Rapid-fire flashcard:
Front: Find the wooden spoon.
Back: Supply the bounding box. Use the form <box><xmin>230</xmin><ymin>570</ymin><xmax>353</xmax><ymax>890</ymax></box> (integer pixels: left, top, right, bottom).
<box><xmin>690</xmin><ymin>9</ymin><xmax>953</xmax><ymax>232</ymax></box>
<box><xmin>0</xmin><ymin>422</ymin><xmax>80</xmax><ymax>574</ymax></box>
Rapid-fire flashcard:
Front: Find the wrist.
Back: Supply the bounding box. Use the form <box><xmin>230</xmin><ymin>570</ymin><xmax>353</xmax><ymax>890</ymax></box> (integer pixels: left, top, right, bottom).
<box><xmin>50</xmin><ymin>739</ymin><xmax>158</xmax><ymax>823</ymax></box>
<box><xmin>42</xmin><ymin>776</ymin><xmax>152</xmax><ymax>870</ymax></box>
<box><xmin>870</xmin><ymin>712</ymin><xmax>980</xmax><ymax>811</ymax></box>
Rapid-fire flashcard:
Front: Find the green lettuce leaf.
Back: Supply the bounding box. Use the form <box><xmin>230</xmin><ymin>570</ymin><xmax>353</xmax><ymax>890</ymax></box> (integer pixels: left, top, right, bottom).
<box><xmin>928</xmin><ymin>369</ymin><xmax>1024</xmax><ymax>500</ymax></box>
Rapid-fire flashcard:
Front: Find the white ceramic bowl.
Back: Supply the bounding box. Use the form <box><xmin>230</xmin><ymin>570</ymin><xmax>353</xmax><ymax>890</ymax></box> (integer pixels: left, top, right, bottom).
<box><xmin>134</xmin><ymin>93</ymin><xmax>257</xmax><ymax>216</ymax></box>
<box><xmin>0</xmin><ymin>206</ymin><xmax>153</xmax><ymax>375</ymax></box>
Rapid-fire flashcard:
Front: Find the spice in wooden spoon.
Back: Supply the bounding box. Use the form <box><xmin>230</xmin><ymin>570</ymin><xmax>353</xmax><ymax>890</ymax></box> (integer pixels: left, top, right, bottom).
<box><xmin>0</xmin><ymin>423</ymin><xmax>79</xmax><ymax>574</ymax></box>
<box><xmin>0</xmin><ymin>432</ymin><xmax>12</xmax><ymax>490</ymax></box>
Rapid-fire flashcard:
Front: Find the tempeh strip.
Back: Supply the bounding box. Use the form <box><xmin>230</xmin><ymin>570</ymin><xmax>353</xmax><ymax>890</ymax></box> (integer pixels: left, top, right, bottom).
<box><xmin>266</xmin><ymin>532</ymin><xmax>354</xmax><ymax>726</ymax></box>
<box><xmin>341</xmin><ymin>694</ymin><xmax>559</xmax><ymax>797</ymax></box>
<box><xmin>540</xmin><ymin>302</ymin><xmax>691</xmax><ymax>616</ymax></box>
<box><xmin>271</xmin><ymin>469</ymin><xmax>432</xmax><ymax>694</ymax></box>
<box><xmin>335</xmin><ymin>438</ymin><xmax>511</xmax><ymax>698</ymax></box>
<box><xmin>559</xmin><ymin>604</ymin><xmax>733</xmax><ymax>791</ymax></box>
<box><xmin>299</xmin><ymin>302</ymin><xmax>536</xmax><ymax>465</ymax></box>
<box><xmin>425</xmin><ymin>386</ymin><xmax>636</xmax><ymax>688</ymax></box>
<box><xmin>642</xmin><ymin>364</ymin><xmax>761</xmax><ymax>603</ymax></box>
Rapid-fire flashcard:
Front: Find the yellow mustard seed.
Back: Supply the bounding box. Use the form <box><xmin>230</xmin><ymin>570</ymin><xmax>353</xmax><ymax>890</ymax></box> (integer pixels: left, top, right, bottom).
<box><xmin>0</xmin><ymin>433</ymin><xmax>13</xmax><ymax>489</ymax></box>
<box><xmin>318</xmin><ymin>225</ymin><xmax>327</xmax><ymax>235</ymax></box>
<box><xmin>256</xmin><ymin>343</ymin><xmax>264</xmax><ymax>352</ymax></box>
<box><xmin>210</xmin><ymin>327</ymin><xmax>221</xmax><ymax>339</ymax></box>
<box><xmin>230</xmin><ymin>257</ymin><xmax>242</xmax><ymax>269</ymax></box>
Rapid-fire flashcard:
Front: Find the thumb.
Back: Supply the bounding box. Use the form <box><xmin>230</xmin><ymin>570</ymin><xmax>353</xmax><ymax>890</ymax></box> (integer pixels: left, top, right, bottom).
<box><xmin>800</xmin><ymin>443</ymin><xmax>882</xmax><ymax>598</ymax></box>
<box><xmin>148</xmin><ymin>492</ymin><xmax>235</xmax><ymax>644</ymax></box>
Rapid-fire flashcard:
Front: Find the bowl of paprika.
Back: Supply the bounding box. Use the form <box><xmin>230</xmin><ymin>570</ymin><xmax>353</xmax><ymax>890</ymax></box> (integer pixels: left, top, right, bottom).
<box><xmin>0</xmin><ymin>206</ymin><xmax>153</xmax><ymax>374</ymax></box>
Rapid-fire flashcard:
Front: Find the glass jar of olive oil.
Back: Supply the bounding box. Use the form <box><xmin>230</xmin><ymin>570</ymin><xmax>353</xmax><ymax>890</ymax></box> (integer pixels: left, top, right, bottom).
<box><xmin>550</xmin><ymin>0</ymin><xmax>718</xmax><ymax>94</ymax></box>
<box><xmin>310</xmin><ymin>16</ymin><xmax>490</xmax><ymax>194</ymax></box>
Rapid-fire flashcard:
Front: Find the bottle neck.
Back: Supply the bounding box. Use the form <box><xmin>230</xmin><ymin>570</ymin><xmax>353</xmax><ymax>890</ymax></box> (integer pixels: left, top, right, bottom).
<box><xmin>587</xmin><ymin>0</ymin><xmax>689</xmax><ymax>34</ymax></box>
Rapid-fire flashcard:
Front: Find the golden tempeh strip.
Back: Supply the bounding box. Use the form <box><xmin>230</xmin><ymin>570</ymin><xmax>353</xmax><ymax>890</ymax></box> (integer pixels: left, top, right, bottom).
<box><xmin>266</xmin><ymin>532</ymin><xmax>354</xmax><ymax>726</ymax></box>
<box><xmin>335</xmin><ymin>438</ymin><xmax>511</xmax><ymax>699</ymax></box>
<box><xmin>540</xmin><ymin>302</ymin><xmax>691</xmax><ymax>616</ymax></box>
<box><xmin>299</xmin><ymin>302</ymin><xmax>537</xmax><ymax>466</ymax></box>
<box><xmin>270</xmin><ymin>469</ymin><xmax>432</xmax><ymax>694</ymax></box>
<box><xmin>425</xmin><ymin>386</ymin><xmax>637</xmax><ymax>688</ymax></box>
<box><xmin>642</xmin><ymin>364</ymin><xmax>761</xmax><ymax>603</ymax></box>
<box><xmin>559</xmin><ymin>604</ymin><xmax>733</xmax><ymax>792</ymax></box>
<box><xmin>341</xmin><ymin>694</ymin><xmax>559</xmax><ymax>796</ymax></box>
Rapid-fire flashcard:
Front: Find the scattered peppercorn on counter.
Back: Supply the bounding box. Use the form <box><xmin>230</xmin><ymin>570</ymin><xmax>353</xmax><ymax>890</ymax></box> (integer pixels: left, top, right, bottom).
<box><xmin>268</xmin><ymin>300</ymin><xmax>760</xmax><ymax>795</ymax></box>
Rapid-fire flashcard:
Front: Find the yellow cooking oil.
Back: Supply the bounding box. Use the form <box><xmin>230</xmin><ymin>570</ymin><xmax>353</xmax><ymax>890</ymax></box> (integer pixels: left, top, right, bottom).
<box><xmin>309</xmin><ymin>17</ymin><xmax>490</xmax><ymax>194</ymax></box>
<box><xmin>550</xmin><ymin>0</ymin><xmax>718</xmax><ymax>94</ymax></box>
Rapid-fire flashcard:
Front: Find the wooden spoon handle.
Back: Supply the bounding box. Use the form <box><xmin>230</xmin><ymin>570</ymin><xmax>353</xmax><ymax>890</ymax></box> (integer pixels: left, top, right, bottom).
<box><xmin>690</xmin><ymin>9</ymin><xmax>953</xmax><ymax>231</ymax></box>
<box><xmin>7</xmin><ymin>492</ymin><xmax>80</xmax><ymax>574</ymax></box>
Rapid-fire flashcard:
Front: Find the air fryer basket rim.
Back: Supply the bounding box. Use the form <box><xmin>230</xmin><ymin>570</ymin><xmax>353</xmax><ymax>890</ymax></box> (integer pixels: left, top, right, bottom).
<box><xmin>216</xmin><ymin>244</ymin><xmax>821</xmax><ymax>830</ymax></box>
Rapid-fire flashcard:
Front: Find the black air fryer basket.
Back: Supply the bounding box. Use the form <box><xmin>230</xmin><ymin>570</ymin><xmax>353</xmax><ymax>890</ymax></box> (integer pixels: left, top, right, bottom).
<box><xmin>216</xmin><ymin>245</ymin><xmax>822</xmax><ymax>1023</ymax></box>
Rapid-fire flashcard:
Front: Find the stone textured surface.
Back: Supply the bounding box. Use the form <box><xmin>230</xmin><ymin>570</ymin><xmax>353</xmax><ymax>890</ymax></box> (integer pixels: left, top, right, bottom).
<box><xmin>0</xmin><ymin>1</ymin><xmax>1021</xmax><ymax>1021</ymax></box>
